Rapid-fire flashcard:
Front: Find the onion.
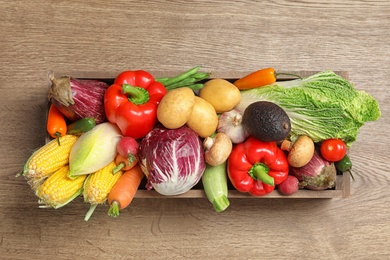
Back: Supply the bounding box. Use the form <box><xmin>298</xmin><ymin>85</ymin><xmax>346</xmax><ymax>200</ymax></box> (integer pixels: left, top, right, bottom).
<box><xmin>290</xmin><ymin>149</ymin><xmax>336</xmax><ymax>190</ymax></box>
<box><xmin>217</xmin><ymin>108</ymin><xmax>249</xmax><ymax>144</ymax></box>
<box><xmin>47</xmin><ymin>75</ymin><xmax>109</xmax><ymax>124</ymax></box>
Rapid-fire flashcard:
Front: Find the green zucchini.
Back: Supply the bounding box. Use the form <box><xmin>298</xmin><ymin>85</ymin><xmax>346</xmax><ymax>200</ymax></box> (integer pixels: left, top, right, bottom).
<box><xmin>66</xmin><ymin>117</ymin><xmax>96</xmax><ymax>135</ymax></box>
<box><xmin>202</xmin><ymin>162</ymin><xmax>230</xmax><ymax>212</ymax></box>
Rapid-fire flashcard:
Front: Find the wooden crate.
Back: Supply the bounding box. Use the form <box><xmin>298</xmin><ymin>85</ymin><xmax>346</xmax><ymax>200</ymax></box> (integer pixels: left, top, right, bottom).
<box><xmin>46</xmin><ymin>70</ymin><xmax>351</xmax><ymax>199</ymax></box>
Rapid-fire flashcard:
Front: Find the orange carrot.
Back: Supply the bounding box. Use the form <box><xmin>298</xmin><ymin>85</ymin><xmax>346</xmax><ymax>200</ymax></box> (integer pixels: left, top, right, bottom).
<box><xmin>234</xmin><ymin>68</ymin><xmax>276</xmax><ymax>90</ymax></box>
<box><xmin>112</xmin><ymin>154</ymin><xmax>138</xmax><ymax>174</ymax></box>
<box><xmin>107</xmin><ymin>163</ymin><xmax>144</xmax><ymax>217</ymax></box>
<box><xmin>234</xmin><ymin>68</ymin><xmax>302</xmax><ymax>90</ymax></box>
<box><xmin>47</xmin><ymin>103</ymin><xmax>67</xmax><ymax>144</ymax></box>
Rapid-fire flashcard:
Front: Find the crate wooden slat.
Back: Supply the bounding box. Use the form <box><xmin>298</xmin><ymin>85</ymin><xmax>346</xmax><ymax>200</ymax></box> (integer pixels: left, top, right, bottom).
<box><xmin>132</xmin><ymin>174</ymin><xmax>350</xmax><ymax>199</ymax></box>
<box><xmin>47</xmin><ymin>70</ymin><xmax>351</xmax><ymax>199</ymax></box>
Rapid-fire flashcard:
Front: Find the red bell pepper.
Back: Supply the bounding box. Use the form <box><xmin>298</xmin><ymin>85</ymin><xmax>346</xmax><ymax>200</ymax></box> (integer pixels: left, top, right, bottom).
<box><xmin>104</xmin><ymin>70</ymin><xmax>167</xmax><ymax>139</ymax></box>
<box><xmin>227</xmin><ymin>136</ymin><xmax>289</xmax><ymax>196</ymax></box>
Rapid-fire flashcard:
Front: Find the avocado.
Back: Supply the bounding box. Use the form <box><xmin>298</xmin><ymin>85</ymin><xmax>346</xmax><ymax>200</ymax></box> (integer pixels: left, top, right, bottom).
<box><xmin>242</xmin><ymin>101</ymin><xmax>291</xmax><ymax>142</ymax></box>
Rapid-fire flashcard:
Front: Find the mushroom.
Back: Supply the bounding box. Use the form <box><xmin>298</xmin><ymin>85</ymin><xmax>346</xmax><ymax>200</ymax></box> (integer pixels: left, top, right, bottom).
<box><xmin>281</xmin><ymin>135</ymin><xmax>315</xmax><ymax>168</ymax></box>
<box><xmin>203</xmin><ymin>132</ymin><xmax>233</xmax><ymax>166</ymax></box>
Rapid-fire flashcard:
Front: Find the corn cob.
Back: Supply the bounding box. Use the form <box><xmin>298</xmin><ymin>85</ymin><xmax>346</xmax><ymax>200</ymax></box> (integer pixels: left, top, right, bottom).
<box><xmin>36</xmin><ymin>165</ymin><xmax>87</xmax><ymax>209</ymax></box>
<box><xmin>83</xmin><ymin>161</ymin><xmax>123</xmax><ymax>221</ymax></box>
<box><xmin>19</xmin><ymin>135</ymin><xmax>78</xmax><ymax>182</ymax></box>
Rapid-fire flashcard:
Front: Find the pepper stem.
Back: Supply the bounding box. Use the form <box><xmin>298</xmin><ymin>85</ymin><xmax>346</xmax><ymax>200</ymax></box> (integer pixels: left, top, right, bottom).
<box><xmin>249</xmin><ymin>163</ymin><xmax>274</xmax><ymax>186</ymax></box>
<box><xmin>55</xmin><ymin>132</ymin><xmax>61</xmax><ymax>146</ymax></box>
<box><xmin>275</xmin><ymin>72</ymin><xmax>302</xmax><ymax>80</ymax></box>
<box><xmin>122</xmin><ymin>84</ymin><xmax>150</xmax><ymax>105</ymax></box>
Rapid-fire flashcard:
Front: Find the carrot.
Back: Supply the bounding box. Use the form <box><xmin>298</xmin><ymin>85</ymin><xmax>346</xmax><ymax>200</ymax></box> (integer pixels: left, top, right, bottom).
<box><xmin>234</xmin><ymin>68</ymin><xmax>301</xmax><ymax>90</ymax></box>
<box><xmin>107</xmin><ymin>163</ymin><xmax>144</xmax><ymax>217</ymax></box>
<box><xmin>47</xmin><ymin>103</ymin><xmax>67</xmax><ymax>145</ymax></box>
<box><xmin>112</xmin><ymin>154</ymin><xmax>138</xmax><ymax>174</ymax></box>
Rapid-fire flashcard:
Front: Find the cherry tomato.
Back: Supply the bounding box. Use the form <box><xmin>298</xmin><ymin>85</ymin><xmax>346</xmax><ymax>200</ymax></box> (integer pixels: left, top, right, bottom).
<box><xmin>320</xmin><ymin>139</ymin><xmax>347</xmax><ymax>162</ymax></box>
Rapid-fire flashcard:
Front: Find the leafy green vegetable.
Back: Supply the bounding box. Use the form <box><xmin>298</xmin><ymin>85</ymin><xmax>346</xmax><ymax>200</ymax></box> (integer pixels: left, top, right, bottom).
<box><xmin>237</xmin><ymin>71</ymin><xmax>381</xmax><ymax>146</ymax></box>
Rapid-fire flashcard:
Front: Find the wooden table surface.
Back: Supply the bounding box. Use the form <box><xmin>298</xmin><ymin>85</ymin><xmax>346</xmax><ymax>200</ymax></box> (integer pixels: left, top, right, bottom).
<box><xmin>1</xmin><ymin>1</ymin><xmax>389</xmax><ymax>259</ymax></box>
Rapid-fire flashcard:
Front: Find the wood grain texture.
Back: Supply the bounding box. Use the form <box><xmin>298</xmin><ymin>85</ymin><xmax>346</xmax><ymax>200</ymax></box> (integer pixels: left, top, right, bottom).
<box><xmin>0</xmin><ymin>0</ymin><xmax>389</xmax><ymax>259</ymax></box>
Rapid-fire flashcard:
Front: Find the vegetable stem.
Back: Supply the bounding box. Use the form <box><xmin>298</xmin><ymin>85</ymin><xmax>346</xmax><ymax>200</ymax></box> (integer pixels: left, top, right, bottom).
<box><xmin>55</xmin><ymin>133</ymin><xmax>61</xmax><ymax>146</ymax></box>
<box><xmin>275</xmin><ymin>72</ymin><xmax>302</xmax><ymax>80</ymax></box>
<box><xmin>212</xmin><ymin>195</ymin><xmax>230</xmax><ymax>213</ymax></box>
<box><xmin>348</xmin><ymin>170</ymin><xmax>355</xmax><ymax>181</ymax></box>
<box><xmin>84</xmin><ymin>204</ymin><xmax>98</xmax><ymax>221</ymax></box>
<box><xmin>122</xmin><ymin>84</ymin><xmax>150</xmax><ymax>105</ymax></box>
<box><xmin>250</xmin><ymin>163</ymin><xmax>274</xmax><ymax>186</ymax></box>
<box><xmin>112</xmin><ymin>162</ymin><xmax>125</xmax><ymax>174</ymax></box>
<box><xmin>108</xmin><ymin>201</ymin><xmax>120</xmax><ymax>217</ymax></box>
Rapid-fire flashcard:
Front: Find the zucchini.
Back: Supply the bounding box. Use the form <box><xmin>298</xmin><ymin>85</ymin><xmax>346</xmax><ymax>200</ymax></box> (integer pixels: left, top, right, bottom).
<box><xmin>66</xmin><ymin>117</ymin><xmax>96</xmax><ymax>135</ymax></box>
<box><xmin>202</xmin><ymin>162</ymin><xmax>230</xmax><ymax>212</ymax></box>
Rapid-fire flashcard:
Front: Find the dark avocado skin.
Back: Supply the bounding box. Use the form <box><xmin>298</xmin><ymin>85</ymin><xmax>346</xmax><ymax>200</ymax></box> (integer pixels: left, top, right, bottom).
<box><xmin>242</xmin><ymin>101</ymin><xmax>291</xmax><ymax>142</ymax></box>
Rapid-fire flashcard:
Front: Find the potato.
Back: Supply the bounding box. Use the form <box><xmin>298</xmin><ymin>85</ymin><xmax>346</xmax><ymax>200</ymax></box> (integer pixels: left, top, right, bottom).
<box><xmin>186</xmin><ymin>97</ymin><xmax>218</xmax><ymax>138</ymax></box>
<box><xmin>199</xmin><ymin>78</ymin><xmax>241</xmax><ymax>113</ymax></box>
<box><xmin>157</xmin><ymin>87</ymin><xmax>195</xmax><ymax>129</ymax></box>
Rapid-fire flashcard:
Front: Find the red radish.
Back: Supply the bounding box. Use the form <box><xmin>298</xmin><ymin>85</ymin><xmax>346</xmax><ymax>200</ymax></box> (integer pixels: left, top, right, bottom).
<box><xmin>117</xmin><ymin>136</ymin><xmax>139</xmax><ymax>161</ymax></box>
<box><xmin>277</xmin><ymin>175</ymin><xmax>299</xmax><ymax>195</ymax></box>
<box><xmin>113</xmin><ymin>136</ymin><xmax>139</xmax><ymax>174</ymax></box>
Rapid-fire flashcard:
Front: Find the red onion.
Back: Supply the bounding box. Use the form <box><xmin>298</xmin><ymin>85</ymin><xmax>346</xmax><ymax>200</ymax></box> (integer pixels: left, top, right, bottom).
<box><xmin>47</xmin><ymin>75</ymin><xmax>109</xmax><ymax>124</ymax></box>
<box><xmin>290</xmin><ymin>149</ymin><xmax>336</xmax><ymax>190</ymax></box>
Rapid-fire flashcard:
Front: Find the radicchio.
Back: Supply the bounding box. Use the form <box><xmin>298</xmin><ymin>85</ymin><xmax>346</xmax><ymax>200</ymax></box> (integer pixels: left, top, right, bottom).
<box><xmin>139</xmin><ymin>125</ymin><xmax>205</xmax><ymax>196</ymax></box>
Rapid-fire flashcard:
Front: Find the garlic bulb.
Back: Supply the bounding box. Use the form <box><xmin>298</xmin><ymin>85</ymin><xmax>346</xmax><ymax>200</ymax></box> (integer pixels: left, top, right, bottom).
<box><xmin>217</xmin><ymin>108</ymin><xmax>249</xmax><ymax>144</ymax></box>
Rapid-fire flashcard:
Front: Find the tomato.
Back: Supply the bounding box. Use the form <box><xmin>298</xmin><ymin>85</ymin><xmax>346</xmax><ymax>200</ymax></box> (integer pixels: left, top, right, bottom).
<box><xmin>320</xmin><ymin>139</ymin><xmax>347</xmax><ymax>162</ymax></box>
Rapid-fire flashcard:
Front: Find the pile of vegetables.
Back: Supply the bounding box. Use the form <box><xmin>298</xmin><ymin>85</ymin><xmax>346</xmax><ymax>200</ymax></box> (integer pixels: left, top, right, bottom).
<box><xmin>17</xmin><ymin>66</ymin><xmax>381</xmax><ymax>220</ymax></box>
